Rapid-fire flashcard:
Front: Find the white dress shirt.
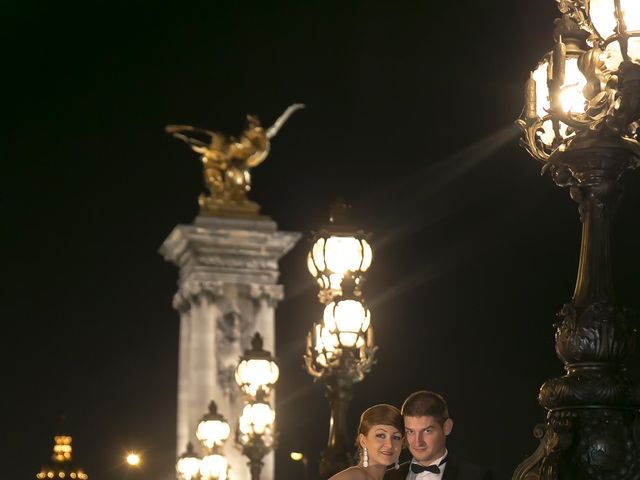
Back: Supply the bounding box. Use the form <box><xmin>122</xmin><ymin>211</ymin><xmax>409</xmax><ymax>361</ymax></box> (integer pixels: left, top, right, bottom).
<box><xmin>406</xmin><ymin>449</ymin><xmax>448</xmax><ymax>480</ymax></box>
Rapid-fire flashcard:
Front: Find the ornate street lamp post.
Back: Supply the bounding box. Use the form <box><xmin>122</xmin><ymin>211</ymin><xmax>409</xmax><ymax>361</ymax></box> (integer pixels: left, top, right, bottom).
<box><xmin>176</xmin><ymin>401</ymin><xmax>230</xmax><ymax>480</ymax></box>
<box><xmin>236</xmin><ymin>393</ymin><xmax>277</xmax><ymax>480</ymax></box>
<box><xmin>304</xmin><ymin>202</ymin><xmax>376</xmax><ymax>480</ymax></box>
<box><xmin>197</xmin><ymin>402</ymin><xmax>231</xmax><ymax>480</ymax></box>
<box><xmin>235</xmin><ymin>333</ymin><xmax>279</xmax><ymax>480</ymax></box>
<box><xmin>515</xmin><ymin>2</ymin><xmax>640</xmax><ymax>479</ymax></box>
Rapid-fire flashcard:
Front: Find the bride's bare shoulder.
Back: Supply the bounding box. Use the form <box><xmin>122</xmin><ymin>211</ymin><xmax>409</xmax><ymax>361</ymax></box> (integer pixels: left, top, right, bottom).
<box><xmin>329</xmin><ymin>466</ymin><xmax>366</xmax><ymax>480</ymax></box>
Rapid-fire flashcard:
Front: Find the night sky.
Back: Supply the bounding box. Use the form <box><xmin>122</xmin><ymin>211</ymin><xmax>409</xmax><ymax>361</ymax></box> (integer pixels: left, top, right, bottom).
<box><xmin>5</xmin><ymin>1</ymin><xmax>640</xmax><ymax>480</ymax></box>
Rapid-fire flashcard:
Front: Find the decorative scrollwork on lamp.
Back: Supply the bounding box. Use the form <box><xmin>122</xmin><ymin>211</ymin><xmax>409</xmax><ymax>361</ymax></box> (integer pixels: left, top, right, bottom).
<box><xmin>516</xmin><ymin>7</ymin><xmax>640</xmax><ymax>167</ymax></box>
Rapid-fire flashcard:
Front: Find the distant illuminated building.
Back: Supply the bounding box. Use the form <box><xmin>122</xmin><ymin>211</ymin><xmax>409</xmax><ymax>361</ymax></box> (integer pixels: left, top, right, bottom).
<box><xmin>36</xmin><ymin>435</ymin><xmax>89</xmax><ymax>480</ymax></box>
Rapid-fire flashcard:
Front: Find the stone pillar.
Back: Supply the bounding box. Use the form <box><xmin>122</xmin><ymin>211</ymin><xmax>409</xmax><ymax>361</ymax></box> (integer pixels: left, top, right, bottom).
<box><xmin>161</xmin><ymin>216</ymin><xmax>300</xmax><ymax>480</ymax></box>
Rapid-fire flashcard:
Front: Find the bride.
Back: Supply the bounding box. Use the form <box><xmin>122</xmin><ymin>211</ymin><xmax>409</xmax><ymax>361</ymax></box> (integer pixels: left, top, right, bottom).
<box><xmin>330</xmin><ymin>404</ymin><xmax>404</xmax><ymax>480</ymax></box>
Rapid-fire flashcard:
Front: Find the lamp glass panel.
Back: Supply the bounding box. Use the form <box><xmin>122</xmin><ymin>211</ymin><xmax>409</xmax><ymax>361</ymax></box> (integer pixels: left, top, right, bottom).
<box><xmin>306</xmin><ymin>253</ymin><xmax>318</xmax><ymax>276</ymax></box>
<box><xmin>590</xmin><ymin>0</ymin><xmax>617</xmax><ymax>39</ymax></box>
<box><xmin>361</xmin><ymin>241</ymin><xmax>373</xmax><ymax>271</ymax></box>
<box><xmin>314</xmin><ymin>323</ymin><xmax>338</xmax><ymax>365</ymax></box>
<box><xmin>602</xmin><ymin>41</ymin><xmax>624</xmax><ymax>70</ymax></box>
<box><xmin>239</xmin><ymin>403</ymin><xmax>275</xmax><ymax>435</ymax></box>
<box><xmin>323</xmin><ymin>300</ymin><xmax>370</xmax><ymax>348</ymax></box>
<box><xmin>561</xmin><ymin>58</ymin><xmax>588</xmax><ymax>114</ymax></box>
<box><xmin>325</xmin><ymin>329</ymin><xmax>339</xmax><ymax>353</ymax></box>
<box><xmin>200</xmin><ymin>454</ymin><xmax>228</xmax><ymax>480</ymax></box>
<box><xmin>310</xmin><ymin>239</ymin><xmax>327</xmax><ymax>271</ymax></box>
<box><xmin>323</xmin><ymin>236</ymin><xmax>368</xmax><ymax>274</ymax></box>
<box><xmin>629</xmin><ymin>36</ymin><xmax>640</xmax><ymax>63</ymax></box>
<box><xmin>338</xmin><ymin>332</ymin><xmax>359</xmax><ymax>347</ymax></box>
<box><xmin>531</xmin><ymin>57</ymin><xmax>581</xmax><ymax>146</ymax></box>
<box><xmin>235</xmin><ymin>358</ymin><xmax>279</xmax><ymax>395</ymax></box>
<box><xmin>540</xmin><ymin>120</ymin><xmax>572</xmax><ymax>147</ymax></box>
<box><xmin>621</xmin><ymin>0</ymin><xmax>640</xmax><ymax>31</ymax></box>
<box><xmin>196</xmin><ymin>420</ymin><xmax>231</xmax><ymax>448</ymax></box>
<box><xmin>176</xmin><ymin>456</ymin><xmax>201</xmax><ymax>480</ymax></box>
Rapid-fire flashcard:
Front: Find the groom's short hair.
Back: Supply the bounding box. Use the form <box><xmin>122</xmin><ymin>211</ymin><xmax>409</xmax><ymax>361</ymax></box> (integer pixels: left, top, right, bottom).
<box><xmin>401</xmin><ymin>390</ymin><xmax>449</xmax><ymax>425</ymax></box>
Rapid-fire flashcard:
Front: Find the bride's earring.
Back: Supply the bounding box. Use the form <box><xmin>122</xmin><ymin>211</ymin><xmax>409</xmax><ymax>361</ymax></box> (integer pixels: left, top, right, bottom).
<box><xmin>363</xmin><ymin>447</ymin><xmax>369</xmax><ymax>468</ymax></box>
<box><xmin>395</xmin><ymin>459</ymin><xmax>399</xmax><ymax>470</ymax></box>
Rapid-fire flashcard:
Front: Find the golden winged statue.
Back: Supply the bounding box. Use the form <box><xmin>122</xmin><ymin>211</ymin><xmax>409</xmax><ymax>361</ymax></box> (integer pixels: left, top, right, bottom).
<box><xmin>166</xmin><ymin>103</ymin><xmax>304</xmax><ymax>217</ymax></box>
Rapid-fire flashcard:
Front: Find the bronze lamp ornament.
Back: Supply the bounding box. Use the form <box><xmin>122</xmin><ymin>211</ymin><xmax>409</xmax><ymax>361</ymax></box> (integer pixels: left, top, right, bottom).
<box><xmin>514</xmin><ymin>1</ymin><xmax>640</xmax><ymax>479</ymax></box>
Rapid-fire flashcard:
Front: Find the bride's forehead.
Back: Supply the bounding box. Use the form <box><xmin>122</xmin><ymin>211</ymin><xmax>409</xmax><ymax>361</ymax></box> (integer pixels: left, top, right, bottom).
<box><xmin>369</xmin><ymin>424</ymin><xmax>401</xmax><ymax>433</ymax></box>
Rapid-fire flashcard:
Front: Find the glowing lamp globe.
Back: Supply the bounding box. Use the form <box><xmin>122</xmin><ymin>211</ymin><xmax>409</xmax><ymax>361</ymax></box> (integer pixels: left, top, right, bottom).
<box><xmin>196</xmin><ymin>401</ymin><xmax>231</xmax><ymax>449</ymax></box>
<box><xmin>176</xmin><ymin>443</ymin><xmax>201</xmax><ymax>480</ymax></box>
<box><xmin>235</xmin><ymin>333</ymin><xmax>279</xmax><ymax>397</ymax></box>
<box><xmin>307</xmin><ymin>236</ymin><xmax>372</xmax><ymax>290</ymax></box>
<box><xmin>200</xmin><ymin>454</ymin><xmax>228</xmax><ymax>480</ymax></box>
<box><xmin>238</xmin><ymin>400</ymin><xmax>276</xmax><ymax>445</ymax></box>
<box><xmin>322</xmin><ymin>299</ymin><xmax>371</xmax><ymax>348</ymax></box>
<box><xmin>307</xmin><ymin>202</ymin><xmax>372</xmax><ymax>301</ymax></box>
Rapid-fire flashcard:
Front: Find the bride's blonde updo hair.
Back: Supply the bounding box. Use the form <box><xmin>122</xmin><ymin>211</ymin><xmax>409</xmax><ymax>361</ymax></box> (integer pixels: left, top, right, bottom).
<box><xmin>356</xmin><ymin>404</ymin><xmax>404</xmax><ymax>453</ymax></box>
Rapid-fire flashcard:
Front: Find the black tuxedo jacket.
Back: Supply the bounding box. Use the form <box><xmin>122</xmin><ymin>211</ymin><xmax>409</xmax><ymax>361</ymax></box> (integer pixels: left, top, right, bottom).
<box><xmin>383</xmin><ymin>455</ymin><xmax>492</xmax><ymax>480</ymax></box>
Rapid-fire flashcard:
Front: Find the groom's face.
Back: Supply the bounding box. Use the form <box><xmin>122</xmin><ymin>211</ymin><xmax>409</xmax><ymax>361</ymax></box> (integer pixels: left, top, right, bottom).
<box><xmin>404</xmin><ymin>415</ymin><xmax>452</xmax><ymax>465</ymax></box>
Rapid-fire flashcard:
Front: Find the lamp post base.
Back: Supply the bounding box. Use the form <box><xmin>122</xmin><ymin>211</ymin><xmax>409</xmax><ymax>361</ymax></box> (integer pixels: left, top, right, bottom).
<box><xmin>319</xmin><ymin>368</ymin><xmax>356</xmax><ymax>480</ymax></box>
<box><xmin>514</xmin><ymin>408</ymin><xmax>640</xmax><ymax>480</ymax></box>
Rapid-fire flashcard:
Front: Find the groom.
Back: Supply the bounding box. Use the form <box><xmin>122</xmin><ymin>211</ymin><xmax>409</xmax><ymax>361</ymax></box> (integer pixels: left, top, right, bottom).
<box><xmin>384</xmin><ymin>391</ymin><xmax>492</xmax><ymax>480</ymax></box>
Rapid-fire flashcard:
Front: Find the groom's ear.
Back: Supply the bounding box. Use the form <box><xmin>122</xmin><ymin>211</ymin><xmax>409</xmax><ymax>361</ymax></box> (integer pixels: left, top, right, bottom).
<box><xmin>443</xmin><ymin>418</ymin><xmax>453</xmax><ymax>436</ymax></box>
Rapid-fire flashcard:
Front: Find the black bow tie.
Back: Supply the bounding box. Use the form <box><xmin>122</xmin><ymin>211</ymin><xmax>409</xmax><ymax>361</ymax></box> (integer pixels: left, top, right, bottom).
<box><xmin>411</xmin><ymin>457</ymin><xmax>447</xmax><ymax>475</ymax></box>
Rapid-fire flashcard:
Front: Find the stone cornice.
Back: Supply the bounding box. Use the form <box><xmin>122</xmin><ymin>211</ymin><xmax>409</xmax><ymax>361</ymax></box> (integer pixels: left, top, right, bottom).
<box><xmin>160</xmin><ymin>216</ymin><xmax>300</xmax><ymax>279</ymax></box>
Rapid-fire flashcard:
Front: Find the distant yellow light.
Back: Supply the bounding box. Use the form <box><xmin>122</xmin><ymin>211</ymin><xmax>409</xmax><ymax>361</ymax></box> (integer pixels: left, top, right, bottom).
<box><xmin>290</xmin><ymin>452</ymin><xmax>304</xmax><ymax>461</ymax></box>
<box><xmin>126</xmin><ymin>452</ymin><xmax>141</xmax><ymax>466</ymax></box>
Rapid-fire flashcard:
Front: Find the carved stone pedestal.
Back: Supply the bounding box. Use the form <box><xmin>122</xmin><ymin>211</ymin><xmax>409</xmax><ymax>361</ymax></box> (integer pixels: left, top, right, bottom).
<box><xmin>161</xmin><ymin>215</ymin><xmax>300</xmax><ymax>480</ymax></box>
